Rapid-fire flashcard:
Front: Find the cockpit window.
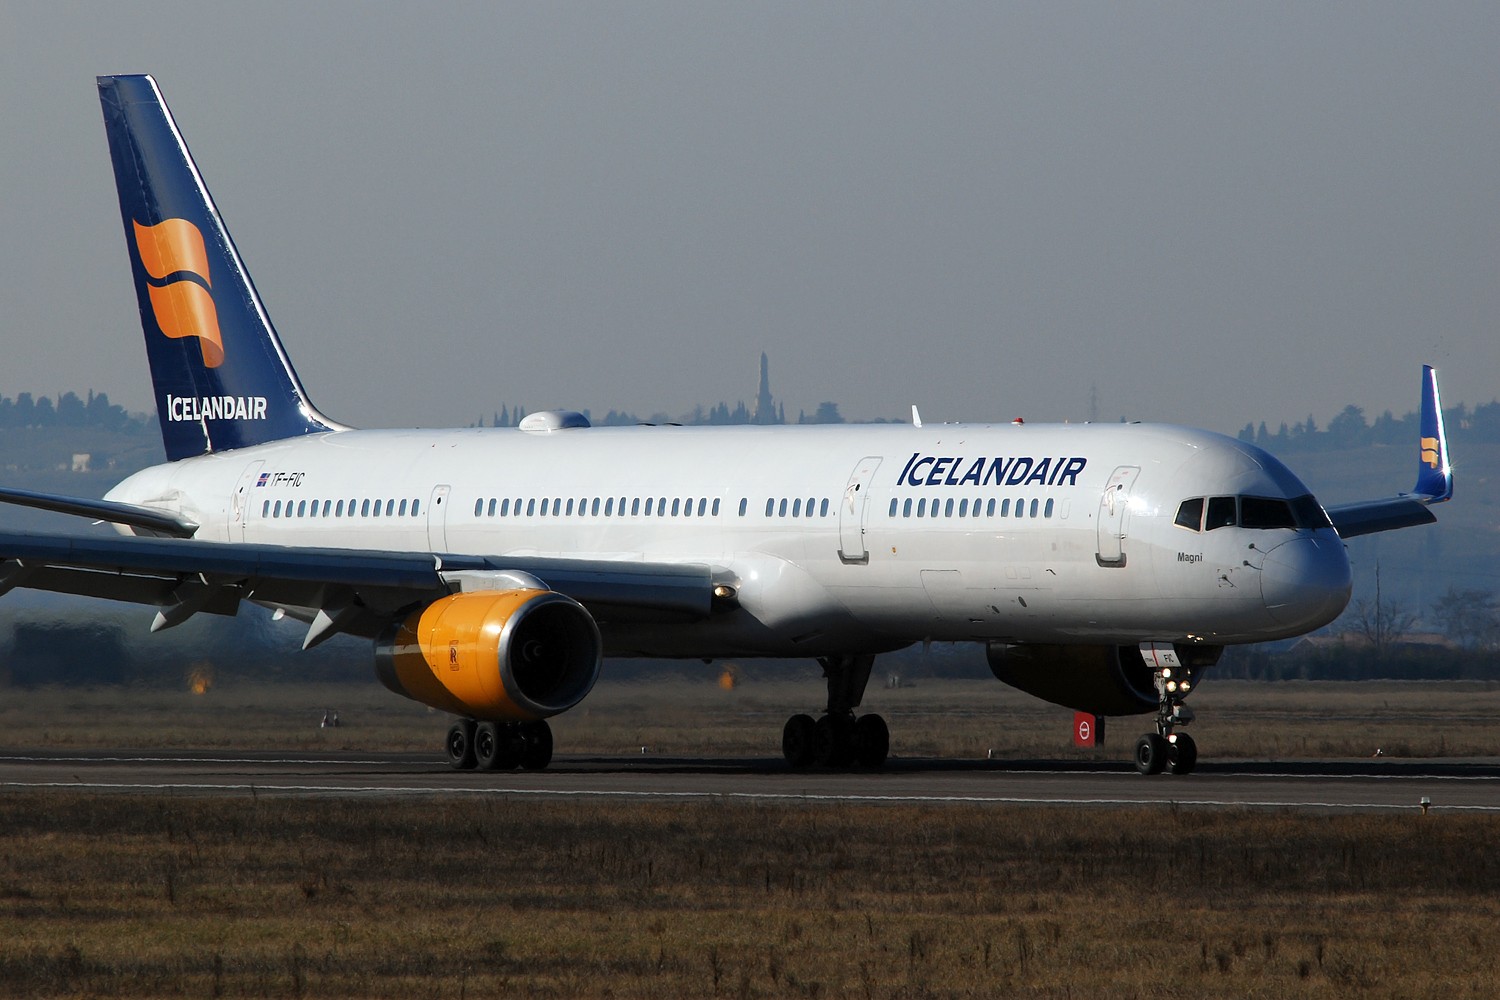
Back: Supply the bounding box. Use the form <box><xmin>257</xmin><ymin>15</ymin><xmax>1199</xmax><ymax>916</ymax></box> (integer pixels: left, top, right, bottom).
<box><xmin>1205</xmin><ymin>496</ymin><xmax>1237</xmax><ymax>531</ymax></box>
<box><xmin>1174</xmin><ymin>498</ymin><xmax>1204</xmax><ymax>531</ymax></box>
<box><xmin>1240</xmin><ymin>496</ymin><xmax>1297</xmax><ymax>529</ymax></box>
<box><xmin>1175</xmin><ymin>493</ymin><xmax>1330</xmax><ymax>532</ymax></box>
<box><xmin>1290</xmin><ymin>494</ymin><xmax>1332</xmax><ymax>529</ymax></box>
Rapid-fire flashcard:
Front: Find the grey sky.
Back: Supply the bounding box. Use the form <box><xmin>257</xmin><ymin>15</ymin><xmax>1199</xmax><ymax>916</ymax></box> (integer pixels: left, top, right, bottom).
<box><xmin>2</xmin><ymin>2</ymin><xmax>1495</xmax><ymax>433</ymax></box>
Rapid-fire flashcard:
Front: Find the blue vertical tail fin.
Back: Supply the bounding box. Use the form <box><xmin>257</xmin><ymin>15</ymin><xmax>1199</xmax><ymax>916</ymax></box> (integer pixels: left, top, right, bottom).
<box><xmin>1414</xmin><ymin>364</ymin><xmax>1453</xmax><ymax>502</ymax></box>
<box><xmin>98</xmin><ymin>74</ymin><xmax>343</xmax><ymax>461</ymax></box>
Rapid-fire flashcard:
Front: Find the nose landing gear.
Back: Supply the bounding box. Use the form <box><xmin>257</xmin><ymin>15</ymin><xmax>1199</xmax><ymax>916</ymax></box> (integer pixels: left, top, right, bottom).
<box><xmin>1134</xmin><ymin>661</ymin><xmax>1198</xmax><ymax>776</ymax></box>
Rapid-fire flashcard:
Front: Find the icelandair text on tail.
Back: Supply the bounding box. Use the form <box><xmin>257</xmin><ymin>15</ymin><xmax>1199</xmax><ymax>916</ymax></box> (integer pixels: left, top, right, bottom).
<box><xmin>166</xmin><ymin>394</ymin><xmax>269</xmax><ymax>422</ymax></box>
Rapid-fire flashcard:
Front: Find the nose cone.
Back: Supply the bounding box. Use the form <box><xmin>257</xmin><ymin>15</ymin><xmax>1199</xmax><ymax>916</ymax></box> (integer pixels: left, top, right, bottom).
<box><xmin>1260</xmin><ymin>534</ymin><xmax>1352</xmax><ymax>632</ymax></box>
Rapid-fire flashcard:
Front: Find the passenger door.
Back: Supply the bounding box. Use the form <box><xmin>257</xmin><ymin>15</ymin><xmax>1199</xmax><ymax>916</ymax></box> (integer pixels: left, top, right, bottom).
<box><xmin>1095</xmin><ymin>465</ymin><xmax>1139</xmax><ymax>567</ymax></box>
<box><xmin>838</xmin><ymin>457</ymin><xmax>883</xmax><ymax>564</ymax></box>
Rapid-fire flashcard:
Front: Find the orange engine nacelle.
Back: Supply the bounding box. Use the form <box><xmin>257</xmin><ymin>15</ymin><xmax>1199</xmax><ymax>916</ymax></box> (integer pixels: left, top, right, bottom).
<box><xmin>375</xmin><ymin>590</ymin><xmax>602</xmax><ymax>721</ymax></box>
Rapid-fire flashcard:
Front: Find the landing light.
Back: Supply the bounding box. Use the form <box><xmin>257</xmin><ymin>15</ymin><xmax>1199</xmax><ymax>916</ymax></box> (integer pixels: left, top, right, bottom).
<box><xmin>1166</xmin><ymin>681</ymin><xmax>1178</xmax><ymax>693</ymax></box>
<box><xmin>1161</xmin><ymin>668</ymin><xmax>1172</xmax><ymax>679</ymax></box>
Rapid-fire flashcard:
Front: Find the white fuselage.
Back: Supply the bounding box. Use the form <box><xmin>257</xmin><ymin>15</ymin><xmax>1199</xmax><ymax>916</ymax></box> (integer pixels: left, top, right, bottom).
<box><xmin>105</xmin><ymin>420</ymin><xmax>1353</xmax><ymax>657</ymax></box>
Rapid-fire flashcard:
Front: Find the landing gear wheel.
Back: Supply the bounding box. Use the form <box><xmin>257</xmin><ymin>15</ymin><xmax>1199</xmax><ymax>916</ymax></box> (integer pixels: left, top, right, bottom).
<box><xmin>1134</xmin><ymin>733</ymin><xmax>1167</xmax><ymax>776</ymax></box>
<box><xmin>816</xmin><ymin>714</ymin><xmax>855</xmax><ymax>767</ymax></box>
<box><xmin>446</xmin><ymin>720</ymin><xmax>477</xmax><ymax>770</ymax></box>
<box><xmin>1167</xmin><ymin>733</ymin><xmax>1198</xmax><ymax>775</ymax></box>
<box><xmin>474</xmin><ymin>722</ymin><xmax>502</xmax><ymax>771</ymax></box>
<box><xmin>782</xmin><ymin>714</ymin><xmax>818</xmax><ymax>768</ymax></box>
<box><xmin>854</xmin><ymin>713</ymin><xmax>890</xmax><ymax>768</ymax></box>
<box><xmin>517</xmin><ymin>721</ymin><xmax>553</xmax><ymax>771</ymax></box>
<box><xmin>475</xmin><ymin>722</ymin><xmax>521</xmax><ymax>771</ymax></box>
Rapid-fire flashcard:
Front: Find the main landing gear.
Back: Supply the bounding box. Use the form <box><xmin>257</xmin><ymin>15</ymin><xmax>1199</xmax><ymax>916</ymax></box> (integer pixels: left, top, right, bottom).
<box><xmin>445</xmin><ymin>718</ymin><xmax>554</xmax><ymax>771</ymax></box>
<box><xmin>1133</xmin><ymin>662</ymin><xmax>1198</xmax><ymax>776</ymax></box>
<box><xmin>782</xmin><ymin>654</ymin><xmax>890</xmax><ymax>769</ymax></box>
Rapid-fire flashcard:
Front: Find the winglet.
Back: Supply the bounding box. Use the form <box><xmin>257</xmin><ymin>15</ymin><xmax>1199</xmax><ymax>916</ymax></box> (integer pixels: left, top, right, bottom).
<box><xmin>1413</xmin><ymin>364</ymin><xmax>1452</xmax><ymax>502</ymax></box>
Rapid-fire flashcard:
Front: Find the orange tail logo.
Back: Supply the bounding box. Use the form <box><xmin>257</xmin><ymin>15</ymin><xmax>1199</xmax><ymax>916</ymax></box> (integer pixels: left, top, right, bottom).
<box><xmin>1420</xmin><ymin>436</ymin><xmax>1440</xmax><ymax>469</ymax></box>
<box><xmin>132</xmin><ymin>219</ymin><xmax>224</xmax><ymax>368</ymax></box>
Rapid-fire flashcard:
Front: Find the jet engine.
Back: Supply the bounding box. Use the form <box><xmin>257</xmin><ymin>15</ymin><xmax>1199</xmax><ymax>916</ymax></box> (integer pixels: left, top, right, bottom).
<box><xmin>986</xmin><ymin>642</ymin><xmax>1218</xmax><ymax>717</ymax></box>
<box><xmin>375</xmin><ymin>590</ymin><xmax>602</xmax><ymax>721</ymax></box>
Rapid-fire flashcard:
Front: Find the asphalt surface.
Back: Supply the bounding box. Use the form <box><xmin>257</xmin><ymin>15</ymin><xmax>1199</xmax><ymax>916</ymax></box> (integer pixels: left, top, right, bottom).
<box><xmin>2</xmin><ymin>750</ymin><xmax>1498</xmax><ymax>812</ymax></box>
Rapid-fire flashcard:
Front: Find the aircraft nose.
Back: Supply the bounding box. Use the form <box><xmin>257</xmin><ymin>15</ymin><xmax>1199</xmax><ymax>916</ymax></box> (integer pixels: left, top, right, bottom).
<box><xmin>1260</xmin><ymin>534</ymin><xmax>1352</xmax><ymax>630</ymax></box>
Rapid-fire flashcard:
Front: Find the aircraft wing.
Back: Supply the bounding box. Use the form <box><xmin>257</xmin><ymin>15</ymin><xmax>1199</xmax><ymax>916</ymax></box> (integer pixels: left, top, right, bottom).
<box><xmin>0</xmin><ymin>529</ymin><xmax>714</xmax><ymax>646</ymax></box>
<box><xmin>1324</xmin><ymin>365</ymin><xmax>1453</xmax><ymax>540</ymax></box>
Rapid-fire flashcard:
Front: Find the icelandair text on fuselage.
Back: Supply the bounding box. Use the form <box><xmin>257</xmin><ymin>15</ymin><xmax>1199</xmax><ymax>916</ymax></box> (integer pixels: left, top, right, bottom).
<box><xmin>896</xmin><ymin>453</ymin><xmax>1087</xmax><ymax>488</ymax></box>
<box><xmin>166</xmin><ymin>394</ymin><xmax>268</xmax><ymax>422</ymax></box>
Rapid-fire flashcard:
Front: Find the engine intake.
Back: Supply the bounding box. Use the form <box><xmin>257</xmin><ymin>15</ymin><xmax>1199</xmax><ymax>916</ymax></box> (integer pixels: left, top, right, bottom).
<box><xmin>986</xmin><ymin>642</ymin><xmax>1159</xmax><ymax>716</ymax></box>
<box><xmin>376</xmin><ymin>590</ymin><xmax>602</xmax><ymax>721</ymax></box>
<box><xmin>985</xmin><ymin>642</ymin><xmax>1221</xmax><ymax>716</ymax></box>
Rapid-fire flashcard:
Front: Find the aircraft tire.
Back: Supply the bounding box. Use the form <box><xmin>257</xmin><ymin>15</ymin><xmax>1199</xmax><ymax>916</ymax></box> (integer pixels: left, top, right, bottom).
<box><xmin>1167</xmin><ymin>733</ymin><xmax>1198</xmax><ymax>775</ymax></box>
<box><xmin>815</xmin><ymin>714</ymin><xmax>856</xmax><ymax>768</ymax></box>
<box><xmin>446</xmin><ymin>720</ymin><xmax>478</xmax><ymax>770</ymax></box>
<box><xmin>475</xmin><ymin>722</ymin><xmax>519</xmax><ymax>771</ymax></box>
<box><xmin>1134</xmin><ymin>733</ymin><xmax>1167</xmax><ymax>776</ymax></box>
<box><xmin>782</xmin><ymin>714</ymin><xmax>818</xmax><ymax>768</ymax></box>
<box><xmin>854</xmin><ymin>714</ymin><xmax>890</xmax><ymax>768</ymax></box>
<box><xmin>518</xmin><ymin>720</ymin><xmax>553</xmax><ymax>770</ymax></box>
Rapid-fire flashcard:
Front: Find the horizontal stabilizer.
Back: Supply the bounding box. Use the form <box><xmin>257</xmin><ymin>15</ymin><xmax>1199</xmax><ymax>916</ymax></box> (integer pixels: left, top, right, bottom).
<box><xmin>0</xmin><ymin>487</ymin><xmax>198</xmax><ymax>538</ymax></box>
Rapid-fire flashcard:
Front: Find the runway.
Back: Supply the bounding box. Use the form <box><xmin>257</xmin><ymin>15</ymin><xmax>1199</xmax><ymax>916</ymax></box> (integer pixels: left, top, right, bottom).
<box><xmin>3</xmin><ymin>749</ymin><xmax>1498</xmax><ymax>812</ymax></box>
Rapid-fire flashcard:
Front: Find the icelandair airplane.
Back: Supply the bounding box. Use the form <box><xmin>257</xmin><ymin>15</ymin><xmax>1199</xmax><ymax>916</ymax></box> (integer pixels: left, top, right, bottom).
<box><xmin>0</xmin><ymin>76</ymin><xmax>1454</xmax><ymax>775</ymax></box>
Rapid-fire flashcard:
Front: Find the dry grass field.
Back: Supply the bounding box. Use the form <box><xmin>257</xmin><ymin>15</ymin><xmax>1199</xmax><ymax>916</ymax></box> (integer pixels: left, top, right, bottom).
<box><xmin>2</xmin><ymin>674</ymin><xmax>1497</xmax><ymax>762</ymax></box>
<box><xmin>2</xmin><ymin>793</ymin><xmax>1497</xmax><ymax>998</ymax></box>
<box><xmin>3</xmin><ymin>679</ymin><xmax>1498</xmax><ymax>997</ymax></box>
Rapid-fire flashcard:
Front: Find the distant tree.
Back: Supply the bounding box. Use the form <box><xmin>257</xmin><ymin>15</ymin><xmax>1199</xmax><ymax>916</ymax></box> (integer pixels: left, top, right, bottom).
<box><xmin>1431</xmin><ymin>587</ymin><xmax>1499</xmax><ymax>650</ymax></box>
<box><xmin>1346</xmin><ymin>597</ymin><xmax>1419</xmax><ymax>655</ymax></box>
<box><xmin>86</xmin><ymin>390</ymin><xmax>130</xmax><ymax>431</ymax></box>
<box><xmin>806</xmin><ymin>401</ymin><xmax>844</xmax><ymax>425</ymax></box>
<box><xmin>1444</xmin><ymin>403</ymin><xmax>1469</xmax><ymax>432</ymax></box>
<box><xmin>32</xmin><ymin>395</ymin><xmax>55</xmax><ymax>427</ymax></box>
<box><xmin>56</xmin><ymin>391</ymin><xmax>87</xmax><ymax>428</ymax></box>
<box><xmin>1237</xmin><ymin>422</ymin><xmax>1255</xmax><ymax>443</ymax></box>
<box><xmin>1326</xmin><ymin>404</ymin><xmax>1369</xmax><ymax>448</ymax></box>
<box><xmin>1471</xmin><ymin>400</ymin><xmax>1500</xmax><ymax>442</ymax></box>
<box><xmin>13</xmin><ymin>393</ymin><xmax>34</xmax><ymax>427</ymax></box>
<box><xmin>1371</xmin><ymin>409</ymin><xmax>1402</xmax><ymax>446</ymax></box>
<box><xmin>1345</xmin><ymin>565</ymin><xmax>1417</xmax><ymax>656</ymax></box>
